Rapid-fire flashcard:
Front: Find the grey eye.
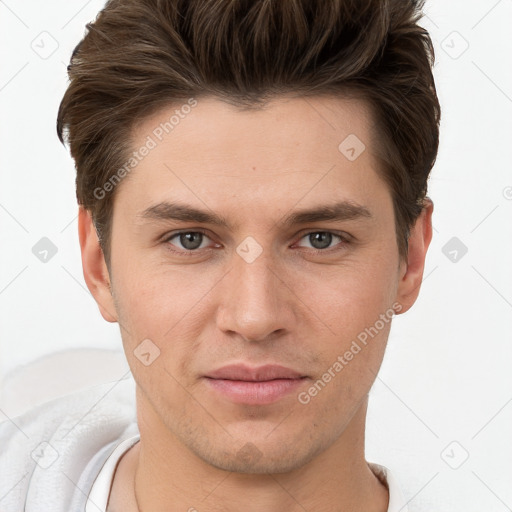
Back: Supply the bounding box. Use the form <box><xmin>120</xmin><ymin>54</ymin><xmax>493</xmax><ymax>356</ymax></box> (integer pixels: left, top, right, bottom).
<box><xmin>298</xmin><ymin>232</ymin><xmax>343</xmax><ymax>250</ymax></box>
<box><xmin>170</xmin><ymin>232</ymin><xmax>208</xmax><ymax>250</ymax></box>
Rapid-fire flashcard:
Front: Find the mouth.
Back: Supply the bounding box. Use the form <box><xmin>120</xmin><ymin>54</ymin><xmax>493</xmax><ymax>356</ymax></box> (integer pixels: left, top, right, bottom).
<box><xmin>203</xmin><ymin>364</ymin><xmax>309</xmax><ymax>405</ymax></box>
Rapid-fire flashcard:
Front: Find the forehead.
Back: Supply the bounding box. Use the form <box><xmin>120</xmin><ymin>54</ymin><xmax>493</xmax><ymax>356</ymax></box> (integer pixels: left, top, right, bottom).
<box><xmin>133</xmin><ymin>94</ymin><xmax>376</xmax><ymax>161</ymax></box>
<box><xmin>117</xmin><ymin>95</ymin><xmax>389</xmax><ymax>220</ymax></box>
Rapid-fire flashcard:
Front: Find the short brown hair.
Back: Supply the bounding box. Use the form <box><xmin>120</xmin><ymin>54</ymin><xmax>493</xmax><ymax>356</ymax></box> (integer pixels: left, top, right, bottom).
<box><xmin>57</xmin><ymin>0</ymin><xmax>440</xmax><ymax>264</ymax></box>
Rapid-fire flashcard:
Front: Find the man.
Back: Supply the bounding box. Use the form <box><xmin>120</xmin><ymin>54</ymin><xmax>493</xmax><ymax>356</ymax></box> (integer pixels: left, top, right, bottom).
<box><xmin>0</xmin><ymin>0</ymin><xmax>440</xmax><ymax>510</ymax></box>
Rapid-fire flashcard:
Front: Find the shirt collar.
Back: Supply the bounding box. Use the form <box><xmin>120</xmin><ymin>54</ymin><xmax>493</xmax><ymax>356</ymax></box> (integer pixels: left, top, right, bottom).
<box><xmin>369</xmin><ymin>462</ymin><xmax>409</xmax><ymax>512</ymax></box>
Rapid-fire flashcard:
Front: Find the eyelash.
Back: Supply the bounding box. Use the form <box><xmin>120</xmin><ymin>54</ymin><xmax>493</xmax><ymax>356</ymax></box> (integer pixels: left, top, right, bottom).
<box><xmin>162</xmin><ymin>229</ymin><xmax>351</xmax><ymax>256</ymax></box>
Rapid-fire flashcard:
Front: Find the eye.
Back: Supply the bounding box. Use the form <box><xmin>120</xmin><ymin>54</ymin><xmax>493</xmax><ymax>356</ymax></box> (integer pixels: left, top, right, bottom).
<box><xmin>295</xmin><ymin>231</ymin><xmax>349</xmax><ymax>252</ymax></box>
<box><xmin>164</xmin><ymin>230</ymin><xmax>215</xmax><ymax>253</ymax></box>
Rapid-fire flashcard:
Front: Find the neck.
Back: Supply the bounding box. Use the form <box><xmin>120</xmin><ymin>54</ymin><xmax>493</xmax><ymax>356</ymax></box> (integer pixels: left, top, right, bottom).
<box><xmin>124</xmin><ymin>390</ymin><xmax>388</xmax><ymax>512</ymax></box>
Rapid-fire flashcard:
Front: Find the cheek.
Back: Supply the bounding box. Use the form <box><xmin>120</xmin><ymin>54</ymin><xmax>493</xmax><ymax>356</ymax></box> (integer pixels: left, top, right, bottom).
<box><xmin>291</xmin><ymin>252</ymin><xmax>397</xmax><ymax>399</ymax></box>
<box><xmin>113</xmin><ymin>261</ymin><xmax>186</xmax><ymax>327</ymax></box>
<box><xmin>112</xmin><ymin>264</ymin><xmax>216</xmax><ymax>376</ymax></box>
<box><xmin>296</xmin><ymin>258</ymin><xmax>398</xmax><ymax>338</ymax></box>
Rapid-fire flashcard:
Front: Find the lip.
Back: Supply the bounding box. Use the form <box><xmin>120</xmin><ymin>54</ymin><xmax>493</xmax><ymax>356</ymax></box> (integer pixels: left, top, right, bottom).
<box><xmin>204</xmin><ymin>364</ymin><xmax>308</xmax><ymax>405</ymax></box>
<box><xmin>206</xmin><ymin>364</ymin><xmax>305</xmax><ymax>381</ymax></box>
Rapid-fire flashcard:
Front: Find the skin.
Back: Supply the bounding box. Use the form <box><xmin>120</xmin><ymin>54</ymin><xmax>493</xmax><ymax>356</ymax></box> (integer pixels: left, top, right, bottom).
<box><xmin>79</xmin><ymin>95</ymin><xmax>433</xmax><ymax>512</ymax></box>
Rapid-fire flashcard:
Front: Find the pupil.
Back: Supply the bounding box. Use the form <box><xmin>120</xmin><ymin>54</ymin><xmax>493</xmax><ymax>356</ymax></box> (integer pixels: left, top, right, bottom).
<box><xmin>310</xmin><ymin>232</ymin><xmax>331</xmax><ymax>249</ymax></box>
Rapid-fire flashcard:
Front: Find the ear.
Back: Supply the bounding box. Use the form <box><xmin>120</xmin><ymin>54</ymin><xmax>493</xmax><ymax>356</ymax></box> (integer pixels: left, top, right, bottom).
<box><xmin>395</xmin><ymin>198</ymin><xmax>434</xmax><ymax>315</ymax></box>
<box><xmin>78</xmin><ymin>207</ymin><xmax>118</xmax><ymax>323</ymax></box>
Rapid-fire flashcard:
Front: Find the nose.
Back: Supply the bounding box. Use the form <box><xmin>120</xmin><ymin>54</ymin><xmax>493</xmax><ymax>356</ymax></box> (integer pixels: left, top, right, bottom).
<box><xmin>215</xmin><ymin>245</ymin><xmax>296</xmax><ymax>343</ymax></box>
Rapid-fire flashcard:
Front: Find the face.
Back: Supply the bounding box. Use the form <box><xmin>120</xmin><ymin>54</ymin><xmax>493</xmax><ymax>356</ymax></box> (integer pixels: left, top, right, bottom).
<box><xmin>81</xmin><ymin>95</ymin><xmax>430</xmax><ymax>474</ymax></box>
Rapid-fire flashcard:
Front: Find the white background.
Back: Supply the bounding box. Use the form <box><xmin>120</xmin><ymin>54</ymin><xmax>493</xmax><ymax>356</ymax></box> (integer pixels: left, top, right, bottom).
<box><xmin>0</xmin><ymin>1</ymin><xmax>511</xmax><ymax>510</ymax></box>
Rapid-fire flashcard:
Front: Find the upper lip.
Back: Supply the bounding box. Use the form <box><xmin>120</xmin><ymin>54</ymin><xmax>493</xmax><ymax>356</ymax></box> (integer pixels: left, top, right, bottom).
<box><xmin>205</xmin><ymin>364</ymin><xmax>305</xmax><ymax>381</ymax></box>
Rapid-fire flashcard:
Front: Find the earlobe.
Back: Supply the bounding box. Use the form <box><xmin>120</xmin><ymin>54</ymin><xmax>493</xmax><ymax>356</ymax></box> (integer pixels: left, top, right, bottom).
<box><xmin>78</xmin><ymin>207</ymin><xmax>118</xmax><ymax>323</ymax></box>
<box><xmin>394</xmin><ymin>198</ymin><xmax>434</xmax><ymax>315</ymax></box>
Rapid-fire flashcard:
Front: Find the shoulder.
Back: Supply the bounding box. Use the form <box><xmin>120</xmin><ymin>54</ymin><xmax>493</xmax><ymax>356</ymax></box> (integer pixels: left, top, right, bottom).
<box><xmin>0</xmin><ymin>376</ymin><xmax>138</xmax><ymax>512</ymax></box>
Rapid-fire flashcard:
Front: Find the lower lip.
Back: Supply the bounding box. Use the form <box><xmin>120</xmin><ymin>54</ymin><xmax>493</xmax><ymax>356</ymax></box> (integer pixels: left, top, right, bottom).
<box><xmin>204</xmin><ymin>377</ymin><xmax>307</xmax><ymax>405</ymax></box>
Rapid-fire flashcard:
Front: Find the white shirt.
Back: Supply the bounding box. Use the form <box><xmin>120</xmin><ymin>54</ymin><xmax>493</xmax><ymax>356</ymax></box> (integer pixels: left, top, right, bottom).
<box><xmin>86</xmin><ymin>434</ymin><xmax>409</xmax><ymax>512</ymax></box>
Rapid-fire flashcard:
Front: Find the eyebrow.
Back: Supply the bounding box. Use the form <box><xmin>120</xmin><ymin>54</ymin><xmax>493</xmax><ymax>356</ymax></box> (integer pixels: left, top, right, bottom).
<box><xmin>138</xmin><ymin>200</ymin><xmax>372</xmax><ymax>230</ymax></box>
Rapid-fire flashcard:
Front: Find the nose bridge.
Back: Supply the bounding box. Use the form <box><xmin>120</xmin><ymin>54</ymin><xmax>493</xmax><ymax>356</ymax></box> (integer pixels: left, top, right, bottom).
<box><xmin>217</xmin><ymin>239</ymin><xmax>291</xmax><ymax>342</ymax></box>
